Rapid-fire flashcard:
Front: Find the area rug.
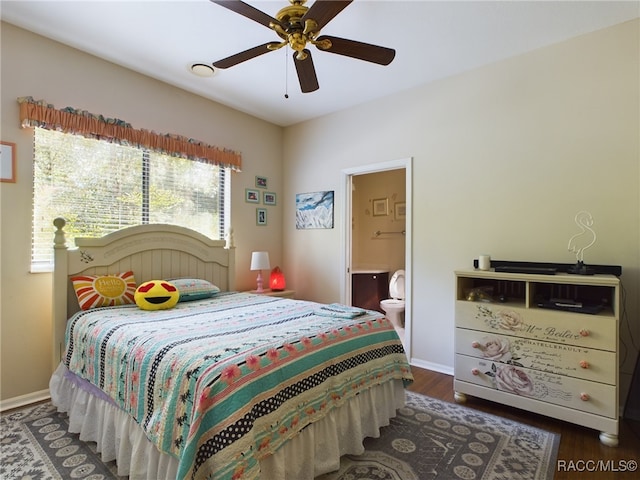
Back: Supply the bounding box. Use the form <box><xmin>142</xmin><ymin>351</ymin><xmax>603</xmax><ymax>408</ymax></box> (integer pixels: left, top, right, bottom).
<box><xmin>0</xmin><ymin>402</ymin><xmax>125</xmax><ymax>480</ymax></box>
<box><xmin>1</xmin><ymin>391</ymin><xmax>559</xmax><ymax>480</ymax></box>
<box><xmin>318</xmin><ymin>391</ymin><xmax>560</xmax><ymax>480</ymax></box>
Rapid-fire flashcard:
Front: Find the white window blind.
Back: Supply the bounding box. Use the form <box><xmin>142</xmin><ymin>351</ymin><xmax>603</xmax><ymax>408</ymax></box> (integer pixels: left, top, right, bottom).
<box><xmin>32</xmin><ymin>128</ymin><xmax>227</xmax><ymax>271</ymax></box>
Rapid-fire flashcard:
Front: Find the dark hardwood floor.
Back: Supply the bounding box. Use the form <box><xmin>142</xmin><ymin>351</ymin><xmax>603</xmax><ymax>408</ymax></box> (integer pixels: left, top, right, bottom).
<box><xmin>407</xmin><ymin>366</ymin><xmax>640</xmax><ymax>479</ymax></box>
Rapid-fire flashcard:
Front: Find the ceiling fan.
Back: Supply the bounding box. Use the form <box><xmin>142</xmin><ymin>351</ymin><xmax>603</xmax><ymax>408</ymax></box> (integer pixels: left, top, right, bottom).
<box><xmin>210</xmin><ymin>0</ymin><xmax>395</xmax><ymax>93</ymax></box>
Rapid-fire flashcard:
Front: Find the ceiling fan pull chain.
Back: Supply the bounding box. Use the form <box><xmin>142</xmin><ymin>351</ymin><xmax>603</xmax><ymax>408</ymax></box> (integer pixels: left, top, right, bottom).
<box><xmin>284</xmin><ymin>48</ymin><xmax>289</xmax><ymax>99</ymax></box>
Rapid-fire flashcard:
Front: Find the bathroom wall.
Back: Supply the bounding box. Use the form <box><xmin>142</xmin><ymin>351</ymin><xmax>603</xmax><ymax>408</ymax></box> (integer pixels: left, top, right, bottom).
<box><xmin>352</xmin><ymin>169</ymin><xmax>406</xmax><ymax>274</ymax></box>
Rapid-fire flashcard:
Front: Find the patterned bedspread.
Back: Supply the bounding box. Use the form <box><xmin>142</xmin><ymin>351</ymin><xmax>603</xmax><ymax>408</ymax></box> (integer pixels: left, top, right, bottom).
<box><xmin>63</xmin><ymin>292</ymin><xmax>413</xmax><ymax>480</ymax></box>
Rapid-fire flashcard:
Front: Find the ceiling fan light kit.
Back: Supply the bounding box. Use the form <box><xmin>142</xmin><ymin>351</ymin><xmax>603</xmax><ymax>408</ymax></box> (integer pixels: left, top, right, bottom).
<box><xmin>211</xmin><ymin>0</ymin><xmax>395</xmax><ymax>93</ymax></box>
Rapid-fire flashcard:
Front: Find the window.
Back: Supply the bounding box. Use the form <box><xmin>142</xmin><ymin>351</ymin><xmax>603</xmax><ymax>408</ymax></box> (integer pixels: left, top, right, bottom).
<box><xmin>32</xmin><ymin>128</ymin><xmax>228</xmax><ymax>271</ymax></box>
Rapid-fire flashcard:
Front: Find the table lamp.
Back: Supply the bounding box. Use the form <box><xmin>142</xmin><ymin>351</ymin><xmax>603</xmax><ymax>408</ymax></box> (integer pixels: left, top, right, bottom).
<box><xmin>250</xmin><ymin>251</ymin><xmax>271</xmax><ymax>292</ymax></box>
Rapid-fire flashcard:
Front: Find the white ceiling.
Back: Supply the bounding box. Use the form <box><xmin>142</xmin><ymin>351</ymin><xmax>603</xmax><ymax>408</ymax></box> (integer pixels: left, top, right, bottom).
<box><xmin>2</xmin><ymin>1</ymin><xmax>639</xmax><ymax>126</ymax></box>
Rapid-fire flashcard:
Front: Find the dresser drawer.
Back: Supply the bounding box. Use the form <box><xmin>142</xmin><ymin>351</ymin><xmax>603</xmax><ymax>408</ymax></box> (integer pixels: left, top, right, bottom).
<box><xmin>456</xmin><ymin>328</ymin><xmax>616</xmax><ymax>384</ymax></box>
<box><xmin>455</xmin><ymin>354</ymin><xmax>616</xmax><ymax>418</ymax></box>
<box><xmin>455</xmin><ymin>301</ymin><xmax>616</xmax><ymax>351</ymax></box>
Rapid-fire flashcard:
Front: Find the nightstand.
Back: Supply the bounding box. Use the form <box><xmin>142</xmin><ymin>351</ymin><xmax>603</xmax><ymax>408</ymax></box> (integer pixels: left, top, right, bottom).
<box><xmin>247</xmin><ymin>289</ymin><xmax>295</xmax><ymax>299</ymax></box>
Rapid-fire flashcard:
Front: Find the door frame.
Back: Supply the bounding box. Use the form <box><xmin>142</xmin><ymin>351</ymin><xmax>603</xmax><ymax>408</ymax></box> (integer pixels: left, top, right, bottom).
<box><xmin>341</xmin><ymin>157</ymin><xmax>413</xmax><ymax>359</ymax></box>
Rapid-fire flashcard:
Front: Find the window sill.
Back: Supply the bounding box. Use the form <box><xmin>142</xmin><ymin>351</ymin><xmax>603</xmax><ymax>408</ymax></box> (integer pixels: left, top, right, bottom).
<box><xmin>30</xmin><ymin>264</ymin><xmax>53</xmax><ymax>273</ymax></box>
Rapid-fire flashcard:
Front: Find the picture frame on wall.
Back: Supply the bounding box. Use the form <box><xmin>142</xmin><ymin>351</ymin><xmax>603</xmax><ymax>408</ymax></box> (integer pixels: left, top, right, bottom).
<box><xmin>245</xmin><ymin>188</ymin><xmax>260</xmax><ymax>203</ymax></box>
<box><xmin>372</xmin><ymin>198</ymin><xmax>388</xmax><ymax>216</ymax></box>
<box><xmin>255</xmin><ymin>175</ymin><xmax>268</xmax><ymax>189</ymax></box>
<box><xmin>295</xmin><ymin>190</ymin><xmax>334</xmax><ymax>229</ymax></box>
<box><xmin>1</xmin><ymin>141</ymin><xmax>16</xmax><ymax>183</ymax></box>
<box><xmin>394</xmin><ymin>202</ymin><xmax>406</xmax><ymax>220</ymax></box>
<box><xmin>256</xmin><ymin>208</ymin><xmax>267</xmax><ymax>226</ymax></box>
<box><xmin>263</xmin><ymin>192</ymin><xmax>276</xmax><ymax>206</ymax></box>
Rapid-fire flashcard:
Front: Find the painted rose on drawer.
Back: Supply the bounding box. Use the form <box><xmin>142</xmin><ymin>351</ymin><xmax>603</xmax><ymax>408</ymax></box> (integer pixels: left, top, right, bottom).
<box><xmin>487</xmin><ymin>364</ymin><xmax>534</xmax><ymax>396</ymax></box>
<box><xmin>475</xmin><ymin>336</ymin><xmax>513</xmax><ymax>362</ymax></box>
<box><xmin>476</xmin><ymin>305</ymin><xmax>523</xmax><ymax>332</ymax></box>
<box><xmin>484</xmin><ymin>363</ymin><xmax>572</xmax><ymax>401</ymax></box>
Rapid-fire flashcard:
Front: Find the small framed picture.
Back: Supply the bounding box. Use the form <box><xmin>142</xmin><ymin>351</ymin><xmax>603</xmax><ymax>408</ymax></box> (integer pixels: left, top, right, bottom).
<box><xmin>256</xmin><ymin>208</ymin><xmax>267</xmax><ymax>226</ymax></box>
<box><xmin>1</xmin><ymin>141</ymin><xmax>16</xmax><ymax>183</ymax></box>
<box><xmin>245</xmin><ymin>188</ymin><xmax>260</xmax><ymax>203</ymax></box>
<box><xmin>263</xmin><ymin>191</ymin><xmax>277</xmax><ymax>206</ymax></box>
<box><xmin>255</xmin><ymin>175</ymin><xmax>268</xmax><ymax>189</ymax></box>
<box><xmin>372</xmin><ymin>198</ymin><xmax>388</xmax><ymax>216</ymax></box>
<box><xmin>394</xmin><ymin>202</ymin><xmax>406</xmax><ymax>220</ymax></box>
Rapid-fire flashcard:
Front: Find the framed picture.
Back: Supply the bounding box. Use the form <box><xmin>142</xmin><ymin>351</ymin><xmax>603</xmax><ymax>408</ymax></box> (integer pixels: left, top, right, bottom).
<box><xmin>394</xmin><ymin>202</ymin><xmax>406</xmax><ymax>220</ymax></box>
<box><xmin>255</xmin><ymin>175</ymin><xmax>268</xmax><ymax>189</ymax></box>
<box><xmin>1</xmin><ymin>141</ymin><xmax>16</xmax><ymax>183</ymax></box>
<box><xmin>256</xmin><ymin>208</ymin><xmax>267</xmax><ymax>226</ymax></box>
<box><xmin>372</xmin><ymin>198</ymin><xmax>388</xmax><ymax>216</ymax></box>
<box><xmin>263</xmin><ymin>191</ymin><xmax>277</xmax><ymax>206</ymax></box>
<box><xmin>296</xmin><ymin>190</ymin><xmax>334</xmax><ymax>229</ymax></box>
<box><xmin>245</xmin><ymin>188</ymin><xmax>260</xmax><ymax>203</ymax></box>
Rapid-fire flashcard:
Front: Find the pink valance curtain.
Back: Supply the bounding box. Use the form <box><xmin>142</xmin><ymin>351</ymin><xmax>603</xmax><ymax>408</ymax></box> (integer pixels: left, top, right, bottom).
<box><xmin>18</xmin><ymin>97</ymin><xmax>242</xmax><ymax>171</ymax></box>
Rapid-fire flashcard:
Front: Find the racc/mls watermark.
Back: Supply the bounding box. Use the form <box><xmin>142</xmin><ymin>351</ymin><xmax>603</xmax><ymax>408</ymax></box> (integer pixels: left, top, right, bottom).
<box><xmin>557</xmin><ymin>459</ymin><xmax>637</xmax><ymax>473</ymax></box>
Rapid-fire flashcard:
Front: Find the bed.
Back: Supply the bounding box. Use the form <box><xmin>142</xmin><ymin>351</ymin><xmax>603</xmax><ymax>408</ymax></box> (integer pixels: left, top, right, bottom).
<box><xmin>49</xmin><ymin>218</ymin><xmax>413</xmax><ymax>480</ymax></box>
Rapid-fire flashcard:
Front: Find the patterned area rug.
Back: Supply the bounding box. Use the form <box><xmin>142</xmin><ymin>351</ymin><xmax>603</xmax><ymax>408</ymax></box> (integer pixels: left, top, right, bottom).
<box><xmin>1</xmin><ymin>402</ymin><xmax>125</xmax><ymax>480</ymax></box>
<box><xmin>318</xmin><ymin>391</ymin><xmax>560</xmax><ymax>480</ymax></box>
<box><xmin>1</xmin><ymin>391</ymin><xmax>559</xmax><ymax>480</ymax></box>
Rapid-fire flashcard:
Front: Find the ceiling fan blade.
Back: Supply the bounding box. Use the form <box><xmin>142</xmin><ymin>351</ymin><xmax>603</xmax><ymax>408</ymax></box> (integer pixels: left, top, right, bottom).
<box><xmin>210</xmin><ymin>0</ymin><xmax>282</xmax><ymax>29</ymax></box>
<box><xmin>213</xmin><ymin>42</ymin><xmax>281</xmax><ymax>69</ymax></box>
<box><xmin>293</xmin><ymin>50</ymin><xmax>319</xmax><ymax>93</ymax></box>
<box><xmin>316</xmin><ymin>35</ymin><xmax>395</xmax><ymax>65</ymax></box>
<box><xmin>301</xmin><ymin>0</ymin><xmax>353</xmax><ymax>31</ymax></box>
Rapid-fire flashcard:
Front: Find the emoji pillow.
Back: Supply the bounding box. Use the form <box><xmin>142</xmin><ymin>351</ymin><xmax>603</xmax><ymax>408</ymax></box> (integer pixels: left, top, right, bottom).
<box><xmin>134</xmin><ymin>280</ymin><xmax>179</xmax><ymax>311</ymax></box>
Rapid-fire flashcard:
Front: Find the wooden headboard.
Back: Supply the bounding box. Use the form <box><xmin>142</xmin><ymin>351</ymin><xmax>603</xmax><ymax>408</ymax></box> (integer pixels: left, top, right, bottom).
<box><xmin>52</xmin><ymin>217</ymin><xmax>236</xmax><ymax>370</ymax></box>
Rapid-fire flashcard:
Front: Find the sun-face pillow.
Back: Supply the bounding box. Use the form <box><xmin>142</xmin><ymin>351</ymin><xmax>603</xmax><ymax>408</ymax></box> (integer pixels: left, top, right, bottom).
<box><xmin>134</xmin><ymin>280</ymin><xmax>180</xmax><ymax>311</ymax></box>
<box><xmin>71</xmin><ymin>271</ymin><xmax>137</xmax><ymax>310</ymax></box>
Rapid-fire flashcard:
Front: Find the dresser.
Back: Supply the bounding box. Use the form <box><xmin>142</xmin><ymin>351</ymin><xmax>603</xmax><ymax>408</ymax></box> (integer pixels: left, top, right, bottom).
<box><xmin>454</xmin><ymin>269</ymin><xmax>620</xmax><ymax>446</ymax></box>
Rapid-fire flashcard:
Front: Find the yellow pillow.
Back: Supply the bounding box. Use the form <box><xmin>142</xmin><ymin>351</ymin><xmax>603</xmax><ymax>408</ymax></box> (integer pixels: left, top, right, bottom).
<box><xmin>71</xmin><ymin>271</ymin><xmax>137</xmax><ymax>310</ymax></box>
<box><xmin>134</xmin><ymin>280</ymin><xmax>180</xmax><ymax>311</ymax></box>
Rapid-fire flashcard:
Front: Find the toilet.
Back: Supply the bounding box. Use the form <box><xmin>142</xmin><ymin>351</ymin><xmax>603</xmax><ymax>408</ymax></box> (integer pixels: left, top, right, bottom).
<box><xmin>380</xmin><ymin>270</ymin><xmax>405</xmax><ymax>331</ymax></box>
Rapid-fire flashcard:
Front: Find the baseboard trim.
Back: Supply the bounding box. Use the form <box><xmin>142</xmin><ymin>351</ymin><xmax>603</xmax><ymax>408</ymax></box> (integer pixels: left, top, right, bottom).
<box><xmin>0</xmin><ymin>389</ymin><xmax>50</xmax><ymax>412</ymax></box>
<box><xmin>410</xmin><ymin>358</ymin><xmax>454</xmax><ymax>376</ymax></box>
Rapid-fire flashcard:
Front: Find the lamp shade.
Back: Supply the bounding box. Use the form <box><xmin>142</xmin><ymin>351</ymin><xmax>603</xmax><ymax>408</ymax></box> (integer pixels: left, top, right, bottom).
<box><xmin>250</xmin><ymin>251</ymin><xmax>270</xmax><ymax>271</ymax></box>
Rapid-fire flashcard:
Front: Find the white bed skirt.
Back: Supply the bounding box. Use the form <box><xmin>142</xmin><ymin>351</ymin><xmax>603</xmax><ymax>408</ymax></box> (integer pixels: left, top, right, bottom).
<box><xmin>50</xmin><ymin>363</ymin><xmax>406</xmax><ymax>480</ymax></box>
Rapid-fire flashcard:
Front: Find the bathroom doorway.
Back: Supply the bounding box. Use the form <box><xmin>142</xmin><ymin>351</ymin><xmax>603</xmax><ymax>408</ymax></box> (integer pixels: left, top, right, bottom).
<box><xmin>341</xmin><ymin>158</ymin><xmax>412</xmax><ymax>358</ymax></box>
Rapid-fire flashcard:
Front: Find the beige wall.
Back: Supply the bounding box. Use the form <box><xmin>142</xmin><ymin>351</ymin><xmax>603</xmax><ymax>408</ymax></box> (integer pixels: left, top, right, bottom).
<box><xmin>282</xmin><ymin>20</ymin><xmax>640</xmax><ymax>400</ymax></box>
<box><xmin>0</xmin><ymin>23</ymin><xmax>284</xmax><ymax>402</ymax></box>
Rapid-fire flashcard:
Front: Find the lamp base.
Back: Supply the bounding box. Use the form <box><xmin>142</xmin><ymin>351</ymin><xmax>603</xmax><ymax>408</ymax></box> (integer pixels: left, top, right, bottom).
<box><xmin>255</xmin><ymin>271</ymin><xmax>265</xmax><ymax>292</ymax></box>
<box><xmin>568</xmin><ymin>261</ymin><xmax>595</xmax><ymax>275</ymax></box>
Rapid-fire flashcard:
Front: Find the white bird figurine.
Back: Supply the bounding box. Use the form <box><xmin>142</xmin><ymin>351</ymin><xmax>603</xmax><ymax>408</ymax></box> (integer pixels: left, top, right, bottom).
<box><xmin>567</xmin><ymin>211</ymin><xmax>596</xmax><ymax>261</ymax></box>
<box><xmin>567</xmin><ymin>211</ymin><xmax>596</xmax><ymax>274</ymax></box>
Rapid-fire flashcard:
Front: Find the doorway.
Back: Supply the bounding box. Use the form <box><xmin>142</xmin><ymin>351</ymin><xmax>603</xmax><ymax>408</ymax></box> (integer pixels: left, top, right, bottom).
<box><xmin>341</xmin><ymin>158</ymin><xmax>412</xmax><ymax>359</ymax></box>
